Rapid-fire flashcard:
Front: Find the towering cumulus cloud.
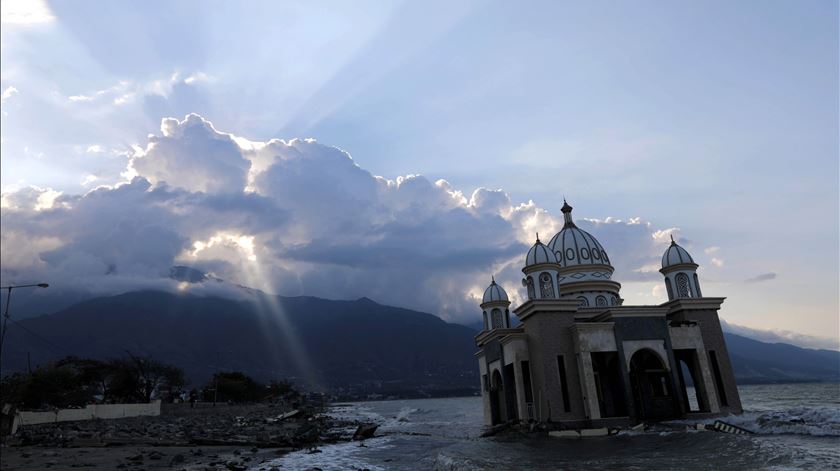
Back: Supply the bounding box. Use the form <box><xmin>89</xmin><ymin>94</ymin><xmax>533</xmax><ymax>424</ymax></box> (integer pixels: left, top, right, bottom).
<box><xmin>1</xmin><ymin>114</ymin><xmax>676</xmax><ymax>322</ymax></box>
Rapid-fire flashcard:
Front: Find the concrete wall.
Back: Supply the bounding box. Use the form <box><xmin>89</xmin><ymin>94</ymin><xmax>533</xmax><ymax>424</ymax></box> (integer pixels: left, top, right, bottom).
<box><xmin>521</xmin><ymin>311</ymin><xmax>585</xmax><ymax>423</ymax></box>
<box><xmin>501</xmin><ymin>337</ymin><xmax>530</xmax><ymax>421</ymax></box>
<box><xmin>573</xmin><ymin>323</ymin><xmax>616</xmax><ymax>352</ymax></box>
<box><xmin>12</xmin><ymin>401</ymin><xmax>161</xmax><ymax>434</ymax></box>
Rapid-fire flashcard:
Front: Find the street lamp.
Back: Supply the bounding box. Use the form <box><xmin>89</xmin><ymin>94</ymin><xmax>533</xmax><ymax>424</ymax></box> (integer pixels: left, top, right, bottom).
<box><xmin>0</xmin><ymin>283</ymin><xmax>49</xmax><ymax>372</ymax></box>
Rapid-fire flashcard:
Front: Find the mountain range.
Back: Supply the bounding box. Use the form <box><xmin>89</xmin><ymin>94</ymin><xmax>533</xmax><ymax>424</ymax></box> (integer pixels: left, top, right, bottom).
<box><xmin>2</xmin><ymin>290</ymin><xmax>838</xmax><ymax>395</ymax></box>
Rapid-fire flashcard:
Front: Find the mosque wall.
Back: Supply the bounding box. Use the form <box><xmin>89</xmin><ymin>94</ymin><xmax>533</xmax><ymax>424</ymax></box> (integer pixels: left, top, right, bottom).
<box><xmin>521</xmin><ymin>311</ymin><xmax>586</xmax><ymax>422</ymax></box>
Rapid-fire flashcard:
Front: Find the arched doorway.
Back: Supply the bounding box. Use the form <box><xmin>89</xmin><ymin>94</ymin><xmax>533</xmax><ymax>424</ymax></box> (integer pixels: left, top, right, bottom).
<box><xmin>629</xmin><ymin>349</ymin><xmax>677</xmax><ymax>420</ymax></box>
<box><xmin>489</xmin><ymin>370</ymin><xmax>507</xmax><ymax>425</ymax></box>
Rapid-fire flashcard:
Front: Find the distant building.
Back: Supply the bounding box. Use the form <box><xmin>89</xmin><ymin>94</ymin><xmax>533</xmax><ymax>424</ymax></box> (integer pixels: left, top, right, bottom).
<box><xmin>475</xmin><ymin>201</ymin><xmax>742</xmax><ymax>427</ymax></box>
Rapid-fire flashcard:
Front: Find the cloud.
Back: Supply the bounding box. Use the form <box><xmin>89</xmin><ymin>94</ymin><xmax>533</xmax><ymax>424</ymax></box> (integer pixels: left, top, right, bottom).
<box><xmin>0</xmin><ymin>114</ymin><xmax>698</xmax><ymax>322</ymax></box>
<box><xmin>1</xmin><ymin>0</ymin><xmax>55</xmax><ymax>24</ymax></box>
<box><xmin>65</xmin><ymin>72</ymin><xmax>211</xmax><ymax>107</ymax></box>
<box><xmin>1</xmin><ymin>87</ymin><xmax>20</xmax><ymax>116</ymax></box>
<box><xmin>721</xmin><ymin>319</ymin><xmax>838</xmax><ymax>351</ymax></box>
<box><xmin>80</xmin><ymin>174</ymin><xmax>99</xmax><ymax>187</ymax></box>
<box><xmin>1</xmin><ymin>86</ymin><xmax>20</xmax><ymax>103</ymax></box>
<box><xmin>128</xmin><ymin>114</ymin><xmax>251</xmax><ymax>193</ymax></box>
<box><xmin>745</xmin><ymin>272</ymin><xmax>777</xmax><ymax>283</ymax></box>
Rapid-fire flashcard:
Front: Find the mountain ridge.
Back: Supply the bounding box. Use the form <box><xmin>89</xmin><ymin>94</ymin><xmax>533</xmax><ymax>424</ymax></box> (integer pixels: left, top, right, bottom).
<box><xmin>2</xmin><ymin>290</ymin><xmax>838</xmax><ymax>393</ymax></box>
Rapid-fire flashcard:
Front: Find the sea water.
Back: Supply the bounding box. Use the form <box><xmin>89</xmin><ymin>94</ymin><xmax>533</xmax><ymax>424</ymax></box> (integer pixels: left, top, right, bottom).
<box><xmin>262</xmin><ymin>382</ymin><xmax>840</xmax><ymax>470</ymax></box>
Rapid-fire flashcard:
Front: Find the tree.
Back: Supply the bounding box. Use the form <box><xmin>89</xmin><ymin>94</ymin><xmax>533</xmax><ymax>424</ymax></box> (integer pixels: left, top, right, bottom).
<box><xmin>265</xmin><ymin>379</ymin><xmax>298</xmax><ymax>401</ymax></box>
<box><xmin>0</xmin><ymin>355</ymin><xmax>186</xmax><ymax>408</ymax></box>
<box><xmin>0</xmin><ymin>361</ymin><xmax>94</xmax><ymax>409</ymax></box>
<box><xmin>203</xmin><ymin>371</ymin><xmax>263</xmax><ymax>403</ymax></box>
<box><xmin>55</xmin><ymin>357</ymin><xmax>114</xmax><ymax>402</ymax></box>
<box><xmin>110</xmin><ymin>354</ymin><xmax>185</xmax><ymax>403</ymax></box>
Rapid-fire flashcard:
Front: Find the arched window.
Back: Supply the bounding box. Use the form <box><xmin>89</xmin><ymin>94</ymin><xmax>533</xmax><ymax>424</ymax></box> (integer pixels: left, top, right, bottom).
<box><xmin>595</xmin><ymin>295</ymin><xmax>607</xmax><ymax>307</ymax></box>
<box><xmin>483</xmin><ymin>311</ymin><xmax>488</xmax><ymax>330</ymax></box>
<box><xmin>491</xmin><ymin>308</ymin><xmax>503</xmax><ymax>329</ymax></box>
<box><xmin>577</xmin><ymin>296</ymin><xmax>589</xmax><ymax>307</ymax></box>
<box><xmin>539</xmin><ymin>272</ymin><xmax>555</xmax><ymax>298</ymax></box>
<box><xmin>610</xmin><ymin>295</ymin><xmax>617</xmax><ymax>306</ymax></box>
<box><xmin>665</xmin><ymin>278</ymin><xmax>674</xmax><ymax>300</ymax></box>
<box><xmin>675</xmin><ymin>273</ymin><xmax>691</xmax><ymax>298</ymax></box>
<box><xmin>526</xmin><ymin>277</ymin><xmax>535</xmax><ymax>299</ymax></box>
<box><xmin>693</xmin><ymin>273</ymin><xmax>702</xmax><ymax>297</ymax></box>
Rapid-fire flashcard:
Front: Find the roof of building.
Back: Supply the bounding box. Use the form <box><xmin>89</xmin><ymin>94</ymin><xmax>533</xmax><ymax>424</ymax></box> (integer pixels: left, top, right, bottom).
<box><xmin>525</xmin><ymin>235</ymin><xmax>558</xmax><ymax>266</ymax></box>
<box><xmin>546</xmin><ymin>201</ymin><xmax>612</xmax><ymax>267</ymax></box>
<box><xmin>661</xmin><ymin>235</ymin><xmax>695</xmax><ymax>268</ymax></box>
<box><xmin>482</xmin><ymin>277</ymin><xmax>509</xmax><ymax>304</ymax></box>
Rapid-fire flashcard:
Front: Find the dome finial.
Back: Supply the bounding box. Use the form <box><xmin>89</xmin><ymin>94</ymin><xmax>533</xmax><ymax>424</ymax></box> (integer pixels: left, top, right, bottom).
<box><xmin>561</xmin><ymin>199</ymin><xmax>574</xmax><ymax>226</ymax></box>
<box><xmin>670</xmin><ymin>233</ymin><xmax>676</xmax><ymax>245</ymax></box>
<box><xmin>491</xmin><ymin>274</ymin><xmax>495</xmax><ymax>284</ymax></box>
<box><xmin>536</xmin><ymin>232</ymin><xmax>540</xmax><ymax>243</ymax></box>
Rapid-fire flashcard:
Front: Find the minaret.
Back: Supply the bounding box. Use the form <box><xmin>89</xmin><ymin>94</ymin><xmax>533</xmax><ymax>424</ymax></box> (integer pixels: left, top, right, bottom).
<box><xmin>660</xmin><ymin>234</ymin><xmax>703</xmax><ymax>300</ymax></box>
<box><xmin>480</xmin><ymin>277</ymin><xmax>511</xmax><ymax>330</ymax></box>
<box><xmin>522</xmin><ymin>234</ymin><xmax>561</xmax><ymax>300</ymax></box>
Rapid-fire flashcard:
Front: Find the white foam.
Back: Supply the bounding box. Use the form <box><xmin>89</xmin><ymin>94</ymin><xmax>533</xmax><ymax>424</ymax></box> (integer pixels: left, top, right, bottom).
<box><xmin>728</xmin><ymin>407</ymin><xmax>840</xmax><ymax>437</ymax></box>
<box><xmin>259</xmin><ymin>436</ymin><xmax>392</xmax><ymax>471</ymax></box>
<box><xmin>674</xmin><ymin>406</ymin><xmax>840</xmax><ymax>437</ymax></box>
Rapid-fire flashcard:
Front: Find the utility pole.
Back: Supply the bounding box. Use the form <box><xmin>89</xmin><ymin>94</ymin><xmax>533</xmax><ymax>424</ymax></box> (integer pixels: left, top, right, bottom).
<box><xmin>213</xmin><ymin>375</ymin><xmax>218</xmax><ymax>407</ymax></box>
<box><xmin>0</xmin><ymin>283</ymin><xmax>49</xmax><ymax>374</ymax></box>
<box><xmin>213</xmin><ymin>350</ymin><xmax>221</xmax><ymax>407</ymax></box>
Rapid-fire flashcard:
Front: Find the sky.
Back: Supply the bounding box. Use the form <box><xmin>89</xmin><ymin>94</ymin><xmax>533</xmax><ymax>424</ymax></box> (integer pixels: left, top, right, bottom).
<box><xmin>1</xmin><ymin>0</ymin><xmax>838</xmax><ymax>349</ymax></box>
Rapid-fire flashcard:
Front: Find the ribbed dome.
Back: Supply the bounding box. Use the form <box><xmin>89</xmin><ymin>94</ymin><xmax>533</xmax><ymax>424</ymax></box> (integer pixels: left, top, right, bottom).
<box><xmin>661</xmin><ymin>236</ymin><xmax>695</xmax><ymax>268</ymax></box>
<box><xmin>482</xmin><ymin>278</ymin><xmax>509</xmax><ymax>304</ymax></box>
<box><xmin>547</xmin><ymin>201</ymin><xmax>612</xmax><ymax>267</ymax></box>
<box><xmin>526</xmin><ymin>236</ymin><xmax>557</xmax><ymax>266</ymax></box>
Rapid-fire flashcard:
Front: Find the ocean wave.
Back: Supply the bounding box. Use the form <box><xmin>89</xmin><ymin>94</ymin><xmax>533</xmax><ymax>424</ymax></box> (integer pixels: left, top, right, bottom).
<box><xmin>396</xmin><ymin>406</ymin><xmax>421</xmax><ymax>422</ymax></box>
<box><xmin>433</xmin><ymin>452</ymin><xmax>493</xmax><ymax>471</ymax></box>
<box><xmin>721</xmin><ymin>407</ymin><xmax>840</xmax><ymax>437</ymax></box>
<box><xmin>264</xmin><ymin>436</ymin><xmax>392</xmax><ymax>471</ymax></box>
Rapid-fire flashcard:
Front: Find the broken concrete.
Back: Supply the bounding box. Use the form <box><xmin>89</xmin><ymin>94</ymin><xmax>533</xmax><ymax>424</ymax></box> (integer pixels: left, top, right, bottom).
<box><xmin>580</xmin><ymin>427</ymin><xmax>609</xmax><ymax>437</ymax></box>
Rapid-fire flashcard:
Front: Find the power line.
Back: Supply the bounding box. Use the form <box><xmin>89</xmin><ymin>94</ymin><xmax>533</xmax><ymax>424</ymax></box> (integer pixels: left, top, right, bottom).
<box><xmin>7</xmin><ymin>319</ymin><xmax>70</xmax><ymax>357</ymax></box>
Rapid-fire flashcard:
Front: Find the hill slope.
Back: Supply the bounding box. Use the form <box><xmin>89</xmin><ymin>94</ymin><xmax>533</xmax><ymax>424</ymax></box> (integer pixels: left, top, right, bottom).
<box><xmin>725</xmin><ymin>332</ymin><xmax>840</xmax><ymax>383</ymax></box>
<box><xmin>2</xmin><ymin>291</ymin><xmax>479</xmax><ymax>395</ymax></box>
<box><xmin>3</xmin><ymin>291</ymin><xmax>838</xmax><ymax>393</ymax></box>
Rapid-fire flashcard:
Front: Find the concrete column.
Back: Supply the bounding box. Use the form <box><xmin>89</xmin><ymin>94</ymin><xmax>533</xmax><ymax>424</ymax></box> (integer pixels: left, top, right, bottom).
<box><xmin>695</xmin><ymin>348</ymin><xmax>720</xmax><ymax>413</ymax></box>
<box><xmin>577</xmin><ymin>352</ymin><xmax>601</xmax><ymax>420</ymax></box>
<box><xmin>512</xmin><ymin>361</ymin><xmax>528</xmax><ymax>421</ymax></box>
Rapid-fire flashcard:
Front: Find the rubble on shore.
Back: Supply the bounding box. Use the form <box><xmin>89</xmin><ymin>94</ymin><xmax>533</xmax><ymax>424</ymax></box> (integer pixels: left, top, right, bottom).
<box><xmin>1</xmin><ymin>403</ymin><xmax>379</xmax><ymax>471</ymax></box>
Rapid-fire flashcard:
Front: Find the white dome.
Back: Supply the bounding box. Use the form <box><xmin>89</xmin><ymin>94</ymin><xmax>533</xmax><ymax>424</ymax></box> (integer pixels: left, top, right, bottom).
<box><xmin>482</xmin><ymin>278</ymin><xmax>509</xmax><ymax>304</ymax></box>
<box><xmin>526</xmin><ymin>237</ymin><xmax>557</xmax><ymax>266</ymax></box>
<box><xmin>547</xmin><ymin>201</ymin><xmax>612</xmax><ymax>268</ymax></box>
<box><xmin>661</xmin><ymin>236</ymin><xmax>695</xmax><ymax>268</ymax></box>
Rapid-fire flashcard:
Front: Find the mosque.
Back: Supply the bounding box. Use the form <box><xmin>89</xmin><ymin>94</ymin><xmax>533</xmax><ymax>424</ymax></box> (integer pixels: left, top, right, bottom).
<box><xmin>475</xmin><ymin>201</ymin><xmax>743</xmax><ymax>427</ymax></box>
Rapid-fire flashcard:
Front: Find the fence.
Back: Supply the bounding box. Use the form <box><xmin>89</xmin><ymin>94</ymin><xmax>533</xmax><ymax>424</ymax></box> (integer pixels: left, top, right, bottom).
<box><xmin>10</xmin><ymin>400</ymin><xmax>161</xmax><ymax>435</ymax></box>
